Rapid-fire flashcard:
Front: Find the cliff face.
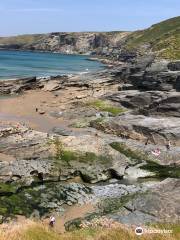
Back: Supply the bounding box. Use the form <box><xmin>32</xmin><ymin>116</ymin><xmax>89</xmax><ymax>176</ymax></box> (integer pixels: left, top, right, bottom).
<box><xmin>0</xmin><ymin>16</ymin><xmax>179</xmax><ymax>59</ymax></box>
<box><xmin>0</xmin><ymin>32</ymin><xmax>130</xmax><ymax>55</ymax></box>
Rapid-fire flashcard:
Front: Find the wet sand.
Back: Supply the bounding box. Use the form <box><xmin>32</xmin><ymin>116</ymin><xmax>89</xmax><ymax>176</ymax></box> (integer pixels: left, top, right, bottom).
<box><xmin>0</xmin><ymin>152</ymin><xmax>16</xmax><ymax>162</ymax></box>
<box><xmin>53</xmin><ymin>204</ymin><xmax>95</xmax><ymax>233</ymax></box>
<box><xmin>0</xmin><ymin>90</ymin><xmax>75</xmax><ymax>133</ymax></box>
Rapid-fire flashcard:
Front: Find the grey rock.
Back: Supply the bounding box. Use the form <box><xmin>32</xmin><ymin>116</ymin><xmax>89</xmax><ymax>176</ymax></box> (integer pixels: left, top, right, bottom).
<box><xmin>107</xmin><ymin>90</ymin><xmax>180</xmax><ymax>117</ymax></box>
<box><xmin>119</xmin><ymin>84</ymin><xmax>135</xmax><ymax>91</ymax></box>
<box><xmin>110</xmin><ymin>209</ymin><xmax>158</xmax><ymax>225</ymax></box>
<box><xmin>108</xmin><ymin>178</ymin><xmax>180</xmax><ymax>224</ymax></box>
<box><xmin>91</xmin><ymin>113</ymin><xmax>180</xmax><ymax>148</ymax></box>
<box><xmin>91</xmin><ymin>183</ymin><xmax>145</xmax><ymax>199</ymax></box>
<box><xmin>49</xmin><ymin>111</ymin><xmax>63</xmax><ymax>118</ymax></box>
<box><xmin>168</xmin><ymin>61</ymin><xmax>180</xmax><ymax>71</ymax></box>
<box><xmin>51</xmin><ymin>127</ymin><xmax>72</xmax><ymax>136</ymax></box>
<box><xmin>124</xmin><ymin>165</ymin><xmax>156</xmax><ymax>179</ymax></box>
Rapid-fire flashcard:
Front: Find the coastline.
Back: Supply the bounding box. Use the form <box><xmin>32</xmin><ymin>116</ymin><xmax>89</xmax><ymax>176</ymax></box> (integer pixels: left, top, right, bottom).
<box><xmin>0</xmin><ymin>47</ymin><xmax>92</xmax><ymax>56</ymax></box>
<box><xmin>0</xmin><ymin>11</ymin><xmax>179</xmax><ymax>239</ymax></box>
<box><xmin>0</xmin><ymin>54</ymin><xmax>180</xmax><ymax>231</ymax></box>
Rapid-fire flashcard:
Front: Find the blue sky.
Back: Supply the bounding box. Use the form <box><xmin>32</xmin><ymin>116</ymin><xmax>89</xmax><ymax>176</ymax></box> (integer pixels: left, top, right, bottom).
<box><xmin>0</xmin><ymin>0</ymin><xmax>179</xmax><ymax>36</ymax></box>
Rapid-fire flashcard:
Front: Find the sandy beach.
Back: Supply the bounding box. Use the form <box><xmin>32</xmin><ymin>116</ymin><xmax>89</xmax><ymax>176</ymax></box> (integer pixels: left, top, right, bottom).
<box><xmin>0</xmin><ymin>88</ymin><xmax>83</xmax><ymax>132</ymax></box>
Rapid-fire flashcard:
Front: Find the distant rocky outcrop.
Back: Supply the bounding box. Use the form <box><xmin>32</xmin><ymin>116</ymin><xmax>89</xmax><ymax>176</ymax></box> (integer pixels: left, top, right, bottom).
<box><xmin>0</xmin><ymin>32</ymin><xmax>130</xmax><ymax>57</ymax></box>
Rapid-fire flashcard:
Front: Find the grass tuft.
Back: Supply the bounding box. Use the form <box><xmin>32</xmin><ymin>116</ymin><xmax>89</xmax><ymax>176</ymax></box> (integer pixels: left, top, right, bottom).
<box><xmin>110</xmin><ymin>142</ymin><xmax>153</xmax><ymax>163</ymax></box>
<box><xmin>48</xmin><ymin>137</ymin><xmax>111</xmax><ymax>166</ymax></box>
<box><xmin>87</xmin><ymin>99</ymin><xmax>126</xmax><ymax>116</ymax></box>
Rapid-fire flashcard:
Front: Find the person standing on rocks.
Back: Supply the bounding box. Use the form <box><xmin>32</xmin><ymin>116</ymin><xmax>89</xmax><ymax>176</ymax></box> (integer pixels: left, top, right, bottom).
<box><xmin>49</xmin><ymin>216</ymin><xmax>56</xmax><ymax>228</ymax></box>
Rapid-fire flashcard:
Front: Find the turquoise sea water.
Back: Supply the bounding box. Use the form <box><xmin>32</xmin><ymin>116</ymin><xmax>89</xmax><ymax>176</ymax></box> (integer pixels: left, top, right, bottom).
<box><xmin>0</xmin><ymin>50</ymin><xmax>104</xmax><ymax>79</ymax></box>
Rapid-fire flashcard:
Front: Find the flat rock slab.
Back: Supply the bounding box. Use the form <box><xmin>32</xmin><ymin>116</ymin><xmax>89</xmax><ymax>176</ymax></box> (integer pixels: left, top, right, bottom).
<box><xmin>107</xmin><ymin>90</ymin><xmax>180</xmax><ymax>117</ymax></box>
<box><xmin>91</xmin><ymin>113</ymin><xmax>180</xmax><ymax>146</ymax></box>
<box><xmin>43</xmin><ymin>81</ymin><xmax>62</xmax><ymax>91</ymax></box>
<box><xmin>52</xmin><ymin>127</ymin><xmax>72</xmax><ymax>136</ymax></box>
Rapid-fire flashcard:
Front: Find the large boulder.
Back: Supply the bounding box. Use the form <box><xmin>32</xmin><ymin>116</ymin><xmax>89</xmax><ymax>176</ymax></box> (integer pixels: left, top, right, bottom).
<box><xmin>130</xmin><ymin>71</ymin><xmax>179</xmax><ymax>91</ymax></box>
<box><xmin>107</xmin><ymin>91</ymin><xmax>180</xmax><ymax>117</ymax></box>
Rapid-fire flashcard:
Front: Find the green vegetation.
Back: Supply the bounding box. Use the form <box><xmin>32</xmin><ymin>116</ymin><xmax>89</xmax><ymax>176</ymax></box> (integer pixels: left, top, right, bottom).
<box><xmin>125</xmin><ymin>16</ymin><xmax>180</xmax><ymax>59</ymax></box>
<box><xmin>70</xmin><ymin>119</ymin><xmax>91</xmax><ymax>128</ymax></box>
<box><xmin>141</xmin><ymin>161</ymin><xmax>180</xmax><ymax>178</ymax></box>
<box><xmin>48</xmin><ymin>138</ymin><xmax>71</xmax><ymax>166</ymax></box>
<box><xmin>0</xmin><ymin>181</ymin><xmax>76</xmax><ymax>219</ymax></box>
<box><xmin>86</xmin><ymin>99</ymin><xmax>126</xmax><ymax>116</ymax></box>
<box><xmin>0</xmin><ymin>182</ymin><xmax>33</xmax><ymax>217</ymax></box>
<box><xmin>110</xmin><ymin>142</ymin><xmax>154</xmax><ymax>163</ymax></box>
<box><xmin>1</xmin><ymin>221</ymin><xmax>179</xmax><ymax>240</ymax></box>
<box><xmin>0</xmin><ymin>182</ymin><xmax>20</xmax><ymax>195</ymax></box>
<box><xmin>98</xmin><ymin>193</ymin><xmax>141</xmax><ymax>215</ymax></box>
<box><xmin>59</xmin><ymin>150</ymin><xmax>111</xmax><ymax>165</ymax></box>
<box><xmin>0</xmin><ymin>34</ymin><xmax>44</xmax><ymax>46</ymax></box>
<box><xmin>48</xmin><ymin>137</ymin><xmax>73</xmax><ymax>165</ymax></box>
<box><xmin>0</xmin><ymin>194</ymin><xmax>31</xmax><ymax>217</ymax></box>
<box><xmin>0</xmin><ymin>186</ymin><xmax>48</xmax><ymax>218</ymax></box>
<box><xmin>149</xmin><ymin>223</ymin><xmax>180</xmax><ymax>236</ymax></box>
<box><xmin>23</xmin><ymin>226</ymin><xmax>99</xmax><ymax>240</ymax></box>
<box><xmin>22</xmin><ymin>226</ymin><xmax>60</xmax><ymax>240</ymax></box>
<box><xmin>90</xmin><ymin>117</ymin><xmax>106</xmax><ymax>125</ymax></box>
<box><xmin>48</xmin><ymin>137</ymin><xmax>111</xmax><ymax>166</ymax></box>
<box><xmin>0</xmin><ymin>17</ymin><xmax>179</xmax><ymax>59</ymax></box>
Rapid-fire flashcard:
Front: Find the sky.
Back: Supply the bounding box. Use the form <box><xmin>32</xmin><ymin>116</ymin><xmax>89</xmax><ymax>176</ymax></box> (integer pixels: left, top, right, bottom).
<box><xmin>0</xmin><ymin>0</ymin><xmax>179</xmax><ymax>36</ymax></box>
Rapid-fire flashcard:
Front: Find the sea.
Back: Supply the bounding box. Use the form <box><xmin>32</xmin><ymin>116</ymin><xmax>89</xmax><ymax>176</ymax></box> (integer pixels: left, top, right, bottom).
<box><xmin>0</xmin><ymin>50</ymin><xmax>105</xmax><ymax>80</ymax></box>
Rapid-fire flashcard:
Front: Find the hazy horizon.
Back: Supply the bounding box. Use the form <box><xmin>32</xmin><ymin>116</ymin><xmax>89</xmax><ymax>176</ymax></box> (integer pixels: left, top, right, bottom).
<box><xmin>0</xmin><ymin>0</ymin><xmax>179</xmax><ymax>36</ymax></box>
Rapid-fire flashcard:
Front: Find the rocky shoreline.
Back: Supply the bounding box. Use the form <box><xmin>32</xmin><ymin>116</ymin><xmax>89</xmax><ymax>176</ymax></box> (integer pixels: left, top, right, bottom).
<box><xmin>0</xmin><ymin>55</ymin><xmax>180</xmax><ymax>227</ymax></box>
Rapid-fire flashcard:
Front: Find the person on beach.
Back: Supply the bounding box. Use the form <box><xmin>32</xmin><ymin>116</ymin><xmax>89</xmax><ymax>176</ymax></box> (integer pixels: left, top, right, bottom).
<box><xmin>49</xmin><ymin>216</ymin><xmax>55</xmax><ymax>227</ymax></box>
<box><xmin>165</xmin><ymin>140</ymin><xmax>171</xmax><ymax>151</ymax></box>
<box><xmin>151</xmin><ymin>148</ymin><xmax>161</xmax><ymax>156</ymax></box>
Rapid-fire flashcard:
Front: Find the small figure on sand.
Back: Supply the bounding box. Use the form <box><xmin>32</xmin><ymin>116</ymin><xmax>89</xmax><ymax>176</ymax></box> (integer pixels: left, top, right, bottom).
<box><xmin>165</xmin><ymin>140</ymin><xmax>171</xmax><ymax>151</ymax></box>
<box><xmin>151</xmin><ymin>148</ymin><xmax>161</xmax><ymax>156</ymax></box>
<box><xmin>49</xmin><ymin>216</ymin><xmax>55</xmax><ymax>228</ymax></box>
<box><xmin>35</xmin><ymin>107</ymin><xmax>38</xmax><ymax>112</ymax></box>
<box><xmin>145</xmin><ymin>138</ymin><xmax>150</xmax><ymax>146</ymax></box>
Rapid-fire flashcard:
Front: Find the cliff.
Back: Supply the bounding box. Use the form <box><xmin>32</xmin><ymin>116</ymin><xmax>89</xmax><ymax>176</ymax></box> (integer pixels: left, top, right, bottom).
<box><xmin>0</xmin><ymin>16</ymin><xmax>179</xmax><ymax>59</ymax></box>
<box><xmin>0</xmin><ymin>31</ymin><xmax>130</xmax><ymax>55</ymax></box>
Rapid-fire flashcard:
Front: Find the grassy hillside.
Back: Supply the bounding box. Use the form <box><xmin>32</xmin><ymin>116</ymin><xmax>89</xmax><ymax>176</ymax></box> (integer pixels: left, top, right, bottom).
<box><xmin>0</xmin><ymin>34</ymin><xmax>44</xmax><ymax>46</ymax></box>
<box><xmin>125</xmin><ymin>16</ymin><xmax>180</xmax><ymax>59</ymax></box>
<box><xmin>0</xmin><ymin>220</ymin><xmax>179</xmax><ymax>240</ymax></box>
